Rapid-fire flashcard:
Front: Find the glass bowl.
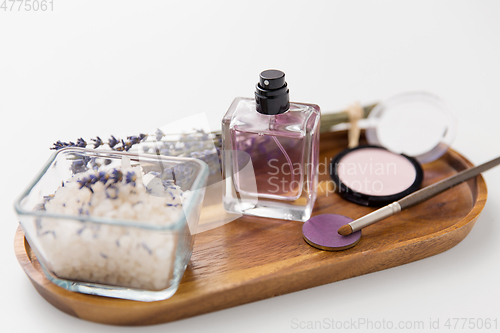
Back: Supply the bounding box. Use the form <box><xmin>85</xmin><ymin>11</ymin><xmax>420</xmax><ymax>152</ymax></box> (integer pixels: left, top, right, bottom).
<box><xmin>14</xmin><ymin>148</ymin><xmax>208</xmax><ymax>302</ymax></box>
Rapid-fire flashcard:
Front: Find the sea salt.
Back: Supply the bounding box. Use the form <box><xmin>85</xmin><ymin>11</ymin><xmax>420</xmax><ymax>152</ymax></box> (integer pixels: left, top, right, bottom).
<box><xmin>36</xmin><ymin>158</ymin><xmax>189</xmax><ymax>291</ymax></box>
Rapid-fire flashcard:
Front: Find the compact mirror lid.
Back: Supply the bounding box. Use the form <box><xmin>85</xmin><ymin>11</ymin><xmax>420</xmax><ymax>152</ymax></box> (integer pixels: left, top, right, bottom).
<box><xmin>365</xmin><ymin>92</ymin><xmax>458</xmax><ymax>164</ymax></box>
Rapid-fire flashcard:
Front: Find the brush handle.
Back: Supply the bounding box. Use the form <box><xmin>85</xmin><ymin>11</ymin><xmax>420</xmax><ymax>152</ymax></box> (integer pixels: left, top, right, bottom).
<box><xmin>398</xmin><ymin>155</ymin><xmax>500</xmax><ymax>209</ymax></box>
<box><xmin>348</xmin><ymin>202</ymin><xmax>402</xmax><ymax>233</ymax></box>
<box><xmin>348</xmin><ymin>155</ymin><xmax>500</xmax><ymax>233</ymax></box>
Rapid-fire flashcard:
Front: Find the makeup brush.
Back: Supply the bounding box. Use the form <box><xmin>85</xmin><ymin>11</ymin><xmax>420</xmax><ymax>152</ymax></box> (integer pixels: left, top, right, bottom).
<box><xmin>338</xmin><ymin>155</ymin><xmax>500</xmax><ymax>236</ymax></box>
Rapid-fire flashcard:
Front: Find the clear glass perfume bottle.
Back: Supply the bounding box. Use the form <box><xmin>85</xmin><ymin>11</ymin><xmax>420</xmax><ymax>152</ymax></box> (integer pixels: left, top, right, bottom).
<box><xmin>222</xmin><ymin>70</ymin><xmax>320</xmax><ymax>221</ymax></box>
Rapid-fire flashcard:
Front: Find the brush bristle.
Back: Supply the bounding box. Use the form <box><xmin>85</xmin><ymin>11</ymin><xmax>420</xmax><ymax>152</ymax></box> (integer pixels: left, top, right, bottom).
<box><xmin>337</xmin><ymin>224</ymin><xmax>353</xmax><ymax>236</ymax></box>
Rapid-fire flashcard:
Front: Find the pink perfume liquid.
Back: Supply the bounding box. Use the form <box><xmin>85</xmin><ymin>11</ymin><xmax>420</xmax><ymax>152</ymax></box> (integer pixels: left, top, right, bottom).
<box><xmin>231</xmin><ymin>130</ymin><xmax>305</xmax><ymax>200</ymax></box>
<box><xmin>222</xmin><ymin>97</ymin><xmax>320</xmax><ymax>221</ymax></box>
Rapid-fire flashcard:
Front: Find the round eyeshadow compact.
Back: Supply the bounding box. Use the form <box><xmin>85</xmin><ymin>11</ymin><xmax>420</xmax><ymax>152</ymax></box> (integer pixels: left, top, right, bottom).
<box><xmin>330</xmin><ymin>92</ymin><xmax>457</xmax><ymax>206</ymax></box>
<box><xmin>331</xmin><ymin>145</ymin><xmax>423</xmax><ymax>206</ymax></box>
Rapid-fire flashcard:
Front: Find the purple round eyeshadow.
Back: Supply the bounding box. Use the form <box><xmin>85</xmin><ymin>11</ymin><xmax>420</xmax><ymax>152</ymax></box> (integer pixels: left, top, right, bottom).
<box><xmin>302</xmin><ymin>214</ymin><xmax>361</xmax><ymax>250</ymax></box>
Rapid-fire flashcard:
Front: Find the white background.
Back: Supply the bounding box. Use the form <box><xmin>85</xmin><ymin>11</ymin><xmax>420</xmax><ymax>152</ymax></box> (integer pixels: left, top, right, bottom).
<box><xmin>1</xmin><ymin>1</ymin><xmax>500</xmax><ymax>332</ymax></box>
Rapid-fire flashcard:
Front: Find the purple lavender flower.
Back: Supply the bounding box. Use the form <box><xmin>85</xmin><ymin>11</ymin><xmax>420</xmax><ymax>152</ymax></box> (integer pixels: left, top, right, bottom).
<box><xmin>96</xmin><ymin>171</ymin><xmax>110</xmax><ymax>185</ymax></box>
<box><xmin>155</xmin><ymin>128</ymin><xmax>165</xmax><ymax>142</ymax></box>
<box><xmin>50</xmin><ymin>141</ymin><xmax>66</xmax><ymax>150</ymax></box>
<box><xmin>76</xmin><ymin>178</ymin><xmax>89</xmax><ymax>190</ymax></box>
<box><xmin>108</xmin><ymin>136</ymin><xmax>119</xmax><ymax>148</ymax></box>
<box><xmin>76</xmin><ymin>138</ymin><xmax>87</xmax><ymax>148</ymax></box>
<box><xmin>127</xmin><ymin>136</ymin><xmax>139</xmax><ymax>144</ymax></box>
<box><xmin>122</xmin><ymin>139</ymin><xmax>133</xmax><ymax>152</ymax></box>
<box><xmin>88</xmin><ymin>174</ymin><xmax>98</xmax><ymax>184</ymax></box>
<box><xmin>51</xmin><ymin>140</ymin><xmax>76</xmax><ymax>150</ymax></box>
<box><xmin>125</xmin><ymin>171</ymin><xmax>137</xmax><ymax>187</ymax></box>
<box><xmin>109</xmin><ymin>169</ymin><xmax>123</xmax><ymax>183</ymax></box>
<box><xmin>91</xmin><ymin>136</ymin><xmax>103</xmax><ymax>149</ymax></box>
<box><xmin>77</xmin><ymin>175</ymin><xmax>97</xmax><ymax>192</ymax></box>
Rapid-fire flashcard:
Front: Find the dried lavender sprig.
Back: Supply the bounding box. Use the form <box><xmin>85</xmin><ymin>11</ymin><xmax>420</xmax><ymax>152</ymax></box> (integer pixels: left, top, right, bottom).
<box><xmin>51</xmin><ymin>134</ymin><xmax>149</xmax><ymax>151</ymax></box>
<box><xmin>51</xmin><ymin>130</ymin><xmax>221</xmax><ymax>152</ymax></box>
<box><xmin>51</xmin><ymin>130</ymin><xmax>222</xmax><ymax>176</ymax></box>
<box><xmin>76</xmin><ymin>169</ymin><xmax>137</xmax><ymax>192</ymax></box>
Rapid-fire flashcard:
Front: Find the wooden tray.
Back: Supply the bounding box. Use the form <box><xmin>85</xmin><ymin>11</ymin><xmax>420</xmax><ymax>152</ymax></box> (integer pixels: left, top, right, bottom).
<box><xmin>14</xmin><ymin>131</ymin><xmax>487</xmax><ymax>326</ymax></box>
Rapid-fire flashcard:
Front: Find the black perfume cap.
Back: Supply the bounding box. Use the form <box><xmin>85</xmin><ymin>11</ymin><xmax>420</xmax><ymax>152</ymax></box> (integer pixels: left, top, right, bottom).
<box><xmin>255</xmin><ymin>69</ymin><xmax>290</xmax><ymax>115</ymax></box>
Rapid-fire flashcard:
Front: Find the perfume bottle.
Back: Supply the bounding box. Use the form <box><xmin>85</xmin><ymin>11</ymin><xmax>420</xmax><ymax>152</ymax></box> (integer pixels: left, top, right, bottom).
<box><xmin>222</xmin><ymin>70</ymin><xmax>320</xmax><ymax>221</ymax></box>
